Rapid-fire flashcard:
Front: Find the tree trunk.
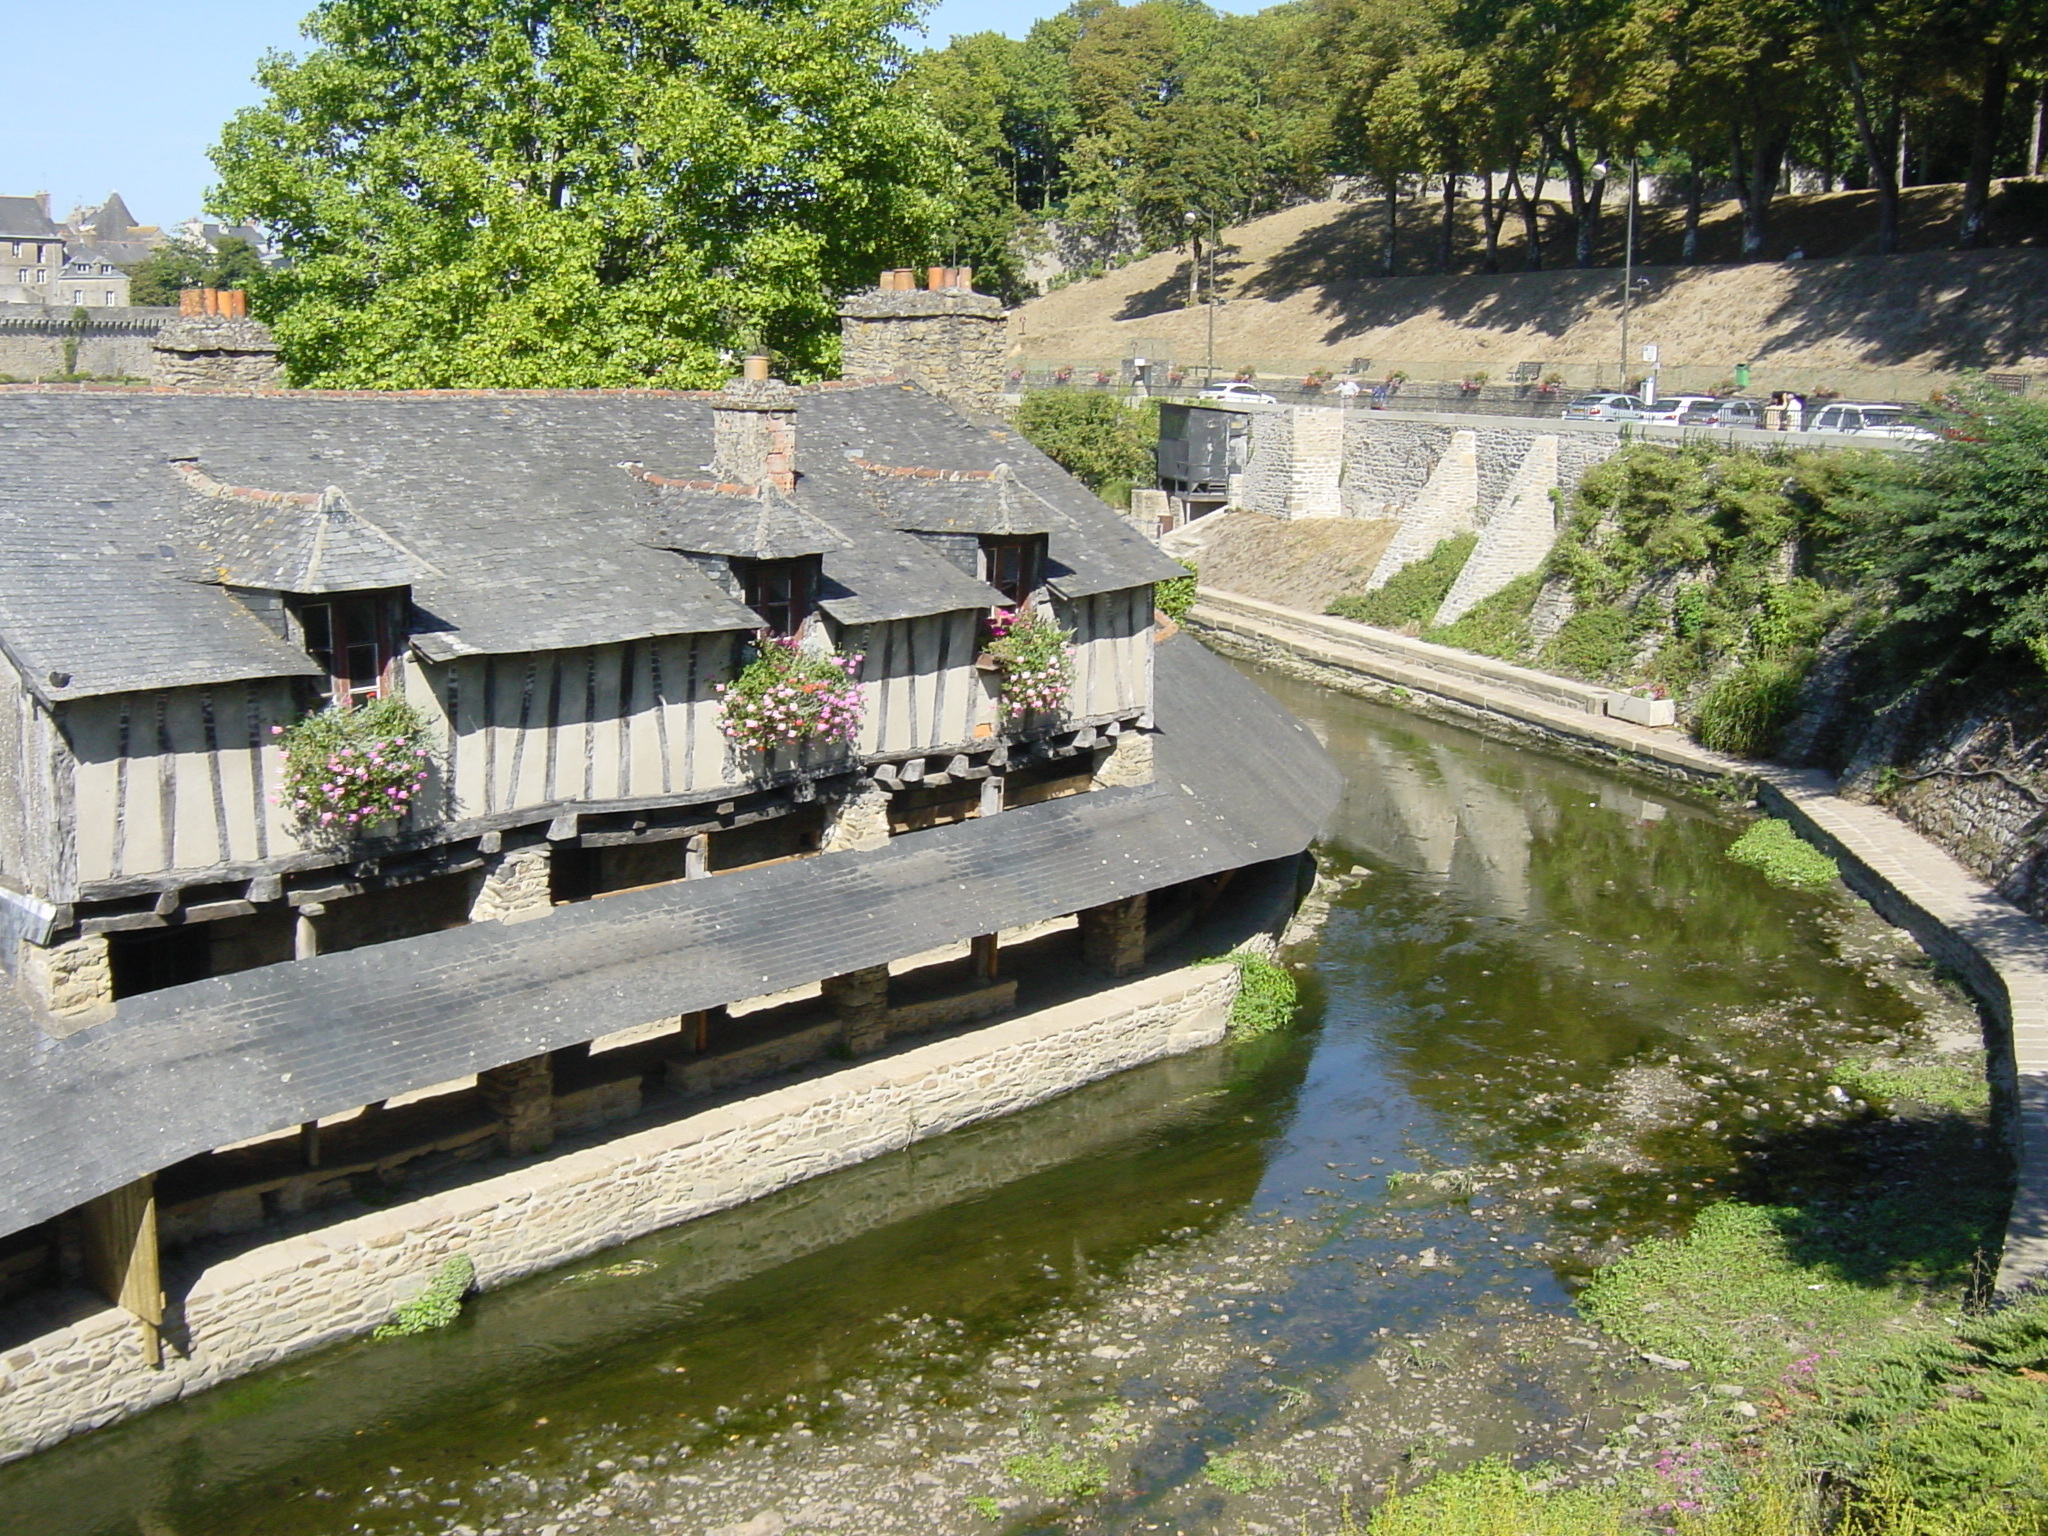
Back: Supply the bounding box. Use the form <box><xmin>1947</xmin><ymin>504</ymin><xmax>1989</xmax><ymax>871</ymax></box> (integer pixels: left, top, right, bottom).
<box><xmin>1838</xmin><ymin>39</ymin><xmax>1903</xmax><ymax>255</ymax></box>
<box><xmin>1731</xmin><ymin>124</ymin><xmax>1791</xmax><ymax>259</ymax></box>
<box><xmin>1569</xmin><ymin>167</ymin><xmax>1604</xmax><ymax>268</ymax></box>
<box><xmin>1682</xmin><ymin>157</ymin><xmax>1703</xmax><ymax>263</ymax></box>
<box><xmin>2030</xmin><ymin>82</ymin><xmax>2044</xmax><ymax>176</ymax></box>
<box><xmin>1438</xmin><ymin>173</ymin><xmax>1458</xmax><ymax>272</ymax></box>
<box><xmin>1381</xmin><ymin>179</ymin><xmax>1399</xmax><ymax>276</ymax></box>
<box><xmin>1188</xmin><ymin>232</ymin><xmax>1203</xmax><ymax>307</ymax></box>
<box><xmin>1958</xmin><ymin>45</ymin><xmax>2012</xmax><ymax>249</ymax></box>
<box><xmin>1510</xmin><ymin>166</ymin><xmax>1546</xmax><ymax>270</ymax></box>
<box><xmin>1481</xmin><ymin>174</ymin><xmax>1500</xmax><ymax>272</ymax></box>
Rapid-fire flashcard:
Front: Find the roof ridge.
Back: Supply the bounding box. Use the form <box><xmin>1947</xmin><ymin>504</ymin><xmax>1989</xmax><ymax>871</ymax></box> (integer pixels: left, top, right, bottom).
<box><xmin>850</xmin><ymin>457</ymin><xmax>997</xmax><ymax>482</ymax></box>
<box><xmin>172</xmin><ymin>459</ymin><xmax>322</xmax><ymax>507</ymax></box>
<box><xmin>0</xmin><ymin>374</ymin><xmax>911</xmax><ymax>401</ymax></box>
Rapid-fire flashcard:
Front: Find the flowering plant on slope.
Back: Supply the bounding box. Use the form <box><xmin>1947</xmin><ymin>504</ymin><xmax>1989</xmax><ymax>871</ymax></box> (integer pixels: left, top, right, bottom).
<box><xmin>982</xmin><ymin>607</ymin><xmax>1074</xmax><ymax>718</ymax></box>
<box><xmin>274</xmin><ymin>694</ymin><xmax>434</xmax><ymax>840</ymax></box>
<box><xmin>717</xmin><ymin>634</ymin><xmax>865</xmax><ymax>753</ymax></box>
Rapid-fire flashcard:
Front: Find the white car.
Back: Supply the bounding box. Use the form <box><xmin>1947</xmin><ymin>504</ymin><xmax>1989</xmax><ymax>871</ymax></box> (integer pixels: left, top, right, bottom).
<box><xmin>1801</xmin><ymin>402</ymin><xmax>1941</xmax><ymax>441</ymax></box>
<box><xmin>1198</xmin><ymin>381</ymin><xmax>1278</xmax><ymax>404</ymax></box>
<box><xmin>1633</xmin><ymin>394</ymin><xmax>1721</xmax><ymax>424</ymax></box>
<box><xmin>1560</xmin><ymin>392</ymin><xmax>1645</xmax><ymax>420</ymax></box>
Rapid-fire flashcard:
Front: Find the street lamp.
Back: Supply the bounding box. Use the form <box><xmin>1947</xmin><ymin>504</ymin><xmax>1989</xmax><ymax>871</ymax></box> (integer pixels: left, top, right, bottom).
<box><xmin>1590</xmin><ymin>157</ymin><xmax>1640</xmax><ymax>393</ymax></box>
<box><xmin>1183</xmin><ymin>209</ymin><xmax>1220</xmax><ymax>384</ymax></box>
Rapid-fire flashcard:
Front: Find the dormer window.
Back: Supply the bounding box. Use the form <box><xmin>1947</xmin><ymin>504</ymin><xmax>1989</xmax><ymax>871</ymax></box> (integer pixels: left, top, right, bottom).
<box><xmin>981</xmin><ymin>536</ymin><xmax>1046</xmax><ymax>608</ymax></box>
<box><xmin>293</xmin><ymin>590</ymin><xmax>405</xmax><ymax>706</ymax></box>
<box><xmin>738</xmin><ymin>556</ymin><xmax>819</xmax><ymax>637</ymax></box>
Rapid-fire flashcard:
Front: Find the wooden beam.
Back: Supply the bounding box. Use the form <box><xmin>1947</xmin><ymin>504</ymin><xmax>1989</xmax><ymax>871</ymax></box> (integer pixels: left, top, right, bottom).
<box><xmin>81</xmin><ymin>1176</ymin><xmax>165</xmax><ymax>1368</ymax></box>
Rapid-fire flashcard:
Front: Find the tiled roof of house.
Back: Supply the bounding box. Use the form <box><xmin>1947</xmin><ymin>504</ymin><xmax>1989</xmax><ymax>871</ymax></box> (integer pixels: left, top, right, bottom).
<box><xmin>0</xmin><ymin>384</ymin><xmax>1182</xmax><ymax>700</ymax></box>
<box><xmin>0</xmin><ymin>635</ymin><xmax>1338</xmax><ymax>1244</ymax></box>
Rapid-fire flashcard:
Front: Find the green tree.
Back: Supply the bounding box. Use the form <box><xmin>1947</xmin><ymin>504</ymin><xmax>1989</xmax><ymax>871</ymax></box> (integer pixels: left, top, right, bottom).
<box><xmin>208</xmin><ymin>0</ymin><xmax>954</xmax><ymax>387</ymax></box>
<box><xmin>1013</xmin><ymin>390</ymin><xmax>1158</xmax><ymax>507</ymax></box>
<box><xmin>123</xmin><ymin>241</ymin><xmax>213</xmax><ymax>307</ymax></box>
<box><xmin>1879</xmin><ymin>388</ymin><xmax>2048</xmax><ymax>653</ymax></box>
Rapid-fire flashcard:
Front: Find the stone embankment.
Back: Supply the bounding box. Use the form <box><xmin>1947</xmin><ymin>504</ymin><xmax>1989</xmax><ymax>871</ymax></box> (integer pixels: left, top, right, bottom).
<box><xmin>0</xmin><ymin>960</ymin><xmax>1244</xmax><ymax>1463</ymax></box>
<box><xmin>1192</xmin><ymin>588</ymin><xmax>2048</xmax><ymax>1295</ymax></box>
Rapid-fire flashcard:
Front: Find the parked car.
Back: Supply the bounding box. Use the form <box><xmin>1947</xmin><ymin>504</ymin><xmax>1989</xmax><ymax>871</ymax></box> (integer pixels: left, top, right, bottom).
<box><xmin>1633</xmin><ymin>394</ymin><xmax>1722</xmax><ymax>424</ymax></box>
<box><xmin>1198</xmin><ymin>380</ymin><xmax>1278</xmax><ymax>404</ymax></box>
<box><xmin>1801</xmin><ymin>402</ymin><xmax>1941</xmax><ymax>441</ymax></box>
<box><xmin>1674</xmin><ymin>397</ymin><xmax>1765</xmax><ymax>429</ymax></box>
<box><xmin>1560</xmin><ymin>393</ymin><xmax>1645</xmax><ymax>420</ymax></box>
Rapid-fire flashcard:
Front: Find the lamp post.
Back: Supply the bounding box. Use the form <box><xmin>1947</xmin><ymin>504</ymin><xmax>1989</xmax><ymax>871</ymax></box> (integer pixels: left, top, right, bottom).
<box><xmin>1183</xmin><ymin>209</ymin><xmax>1220</xmax><ymax>384</ymax></box>
<box><xmin>1590</xmin><ymin>157</ymin><xmax>1639</xmax><ymax>392</ymax></box>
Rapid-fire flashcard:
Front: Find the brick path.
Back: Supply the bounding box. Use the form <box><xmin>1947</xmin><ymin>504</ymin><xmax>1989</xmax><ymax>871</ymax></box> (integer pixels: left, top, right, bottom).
<box><xmin>1192</xmin><ymin>589</ymin><xmax>2048</xmax><ymax>1294</ymax></box>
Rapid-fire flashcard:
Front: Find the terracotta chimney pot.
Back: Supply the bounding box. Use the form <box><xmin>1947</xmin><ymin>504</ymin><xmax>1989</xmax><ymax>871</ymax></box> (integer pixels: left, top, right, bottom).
<box><xmin>743</xmin><ymin>354</ymin><xmax>771</xmax><ymax>383</ymax></box>
<box><xmin>179</xmin><ymin>289</ymin><xmax>203</xmax><ymax>317</ymax></box>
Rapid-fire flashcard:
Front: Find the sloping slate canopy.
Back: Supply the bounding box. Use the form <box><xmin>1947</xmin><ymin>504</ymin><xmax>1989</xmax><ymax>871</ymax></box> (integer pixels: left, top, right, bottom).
<box><xmin>648</xmin><ymin>486</ymin><xmax>850</xmax><ymax>561</ymax></box>
<box><xmin>0</xmin><ymin>640</ymin><xmax>1336</xmax><ymax>1242</ymax></box>
<box><xmin>181</xmin><ymin>485</ymin><xmax>416</xmax><ymax>594</ymax></box>
<box><xmin>0</xmin><ymin>384</ymin><xmax>1176</xmax><ymax>695</ymax></box>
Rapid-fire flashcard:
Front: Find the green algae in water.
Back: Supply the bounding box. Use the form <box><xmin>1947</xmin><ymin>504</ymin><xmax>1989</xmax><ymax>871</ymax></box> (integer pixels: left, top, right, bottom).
<box><xmin>1727</xmin><ymin>818</ymin><xmax>1839</xmax><ymax>887</ymax></box>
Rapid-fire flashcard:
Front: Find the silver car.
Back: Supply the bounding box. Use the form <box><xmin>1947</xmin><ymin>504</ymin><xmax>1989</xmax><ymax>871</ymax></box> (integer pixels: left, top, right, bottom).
<box><xmin>1198</xmin><ymin>381</ymin><xmax>1278</xmax><ymax>405</ymax></box>
<box><xmin>1801</xmin><ymin>402</ymin><xmax>1941</xmax><ymax>441</ymax></box>
<box><xmin>1634</xmin><ymin>394</ymin><xmax>1722</xmax><ymax>424</ymax></box>
<box><xmin>1561</xmin><ymin>393</ymin><xmax>1645</xmax><ymax>420</ymax></box>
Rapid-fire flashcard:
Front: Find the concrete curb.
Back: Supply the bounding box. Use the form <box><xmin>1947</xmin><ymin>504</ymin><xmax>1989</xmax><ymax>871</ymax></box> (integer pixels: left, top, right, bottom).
<box><xmin>1191</xmin><ymin>588</ymin><xmax>2048</xmax><ymax>1295</ymax></box>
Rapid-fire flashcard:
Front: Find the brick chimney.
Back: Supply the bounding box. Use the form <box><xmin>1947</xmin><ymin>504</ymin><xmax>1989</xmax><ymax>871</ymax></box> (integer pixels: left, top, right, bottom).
<box><xmin>151</xmin><ymin>290</ymin><xmax>282</xmax><ymax>390</ymax></box>
<box><xmin>839</xmin><ymin>266</ymin><xmax>1006</xmax><ymax>415</ymax></box>
<box><xmin>711</xmin><ymin>364</ymin><xmax>798</xmax><ymax>491</ymax></box>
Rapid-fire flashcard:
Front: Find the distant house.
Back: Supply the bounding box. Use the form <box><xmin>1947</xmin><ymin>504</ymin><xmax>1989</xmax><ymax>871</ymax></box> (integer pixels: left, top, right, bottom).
<box><xmin>0</xmin><ymin>194</ymin><xmax>65</xmax><ymax>305</ymax></box>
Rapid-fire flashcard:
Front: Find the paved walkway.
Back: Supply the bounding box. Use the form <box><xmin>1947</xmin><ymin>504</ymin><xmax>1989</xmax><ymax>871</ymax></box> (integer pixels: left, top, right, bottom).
<box><xmin>1192</xmin><ymin>588</ymin><xmax>2048</xmax><ymax>1294</ymax></box>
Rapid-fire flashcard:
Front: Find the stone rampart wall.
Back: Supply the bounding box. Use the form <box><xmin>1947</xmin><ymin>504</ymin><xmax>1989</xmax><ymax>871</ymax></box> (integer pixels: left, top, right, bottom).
<box><xmin>0</xmin><ymin>962</ymin><xmax>1239</xmax><ymax>1462</ymax></box>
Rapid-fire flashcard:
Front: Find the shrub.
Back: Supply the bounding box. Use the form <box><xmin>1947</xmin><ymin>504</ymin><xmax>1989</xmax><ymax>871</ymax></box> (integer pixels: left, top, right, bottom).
<box><xmin>373</xmin><ymin>1254</ymin><xmax>474</xmax><ymax>1338</ymax></box>
<box><xmin>1155</xmin><ymin>562</ymin><xmax>1199</xmax><ymax>621</ymax></box>
<box><xmin>1424</xmin><ymin>573</ymin><xmax>1539</xmax><ymax>659</ymax></box>
<box><xmin>275</xmin><ymin>693</ymin><xmax>435</xmax><ymax>840</ymax></box>
<box><xmin>716</xmin><ymin>635</ymin><xmax>864</xmax><ymax>753</ymax></box>
<box><xmin>1327</xmin><ymin>533</ymin><xmax>1477</xmax><ymax>630</ymax></box>
<box><xmin>983</xmin><ymin>608</ymin><xmax>1075</xmax><ymax>717</ymax></box>
<box><xmin>1004</xmin><ymin>1445</ymin><xmax>1107</xmax><ymax>1500</ymax></box>
<box><xmin>1199</xmin><ymin>951</ymin><xmax>1298</xmax><ymax>1039</ymax></box>
<box><xmin>1726</xmin><ymin>817</ymin><xmax>1839</xmax><ymax>887</ymax></box>
<box><xmin>1013</xmin><ymin>391</ymin><xmax>1160</xmax><ymax>508</ymax></box>
<box><xmin>1692</xmin><ymin>658</ymin><xmax>1806</xmax><ymax>755</ymax></box>
<box><xmin>1540</xmin><ymin>603</ymin><xmax>1641</xmax><ymax>682</ymax></box>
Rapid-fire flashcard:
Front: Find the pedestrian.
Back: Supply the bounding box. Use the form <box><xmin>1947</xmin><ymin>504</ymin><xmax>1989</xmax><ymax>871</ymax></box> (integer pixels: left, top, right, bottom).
<box><xmin>1765</xmin><ymin>391</ymin><xmax>1785</xmax><ymax>432</ymax></box>
<box><xmin>1337</xmin><ymin>378</ymin><xmax>1361</xmax><ymax>406</ymax></box>
<box><xmin>1370</xmin><ymin>381</ymin><xmax>1389</xmax><ymax>408</ymax></box>
<box><xmin>1785</xmin><ymin>392</ymin><xmax>1804</xmax><ymax>432</ymax></box>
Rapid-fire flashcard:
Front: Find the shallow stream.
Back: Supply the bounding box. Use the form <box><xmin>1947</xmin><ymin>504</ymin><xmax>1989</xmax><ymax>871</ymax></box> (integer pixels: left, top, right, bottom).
<box><xmin>0</xmin><ymin>664</ymin><xmax>1982</xmax><ymax>1536</ymax></box>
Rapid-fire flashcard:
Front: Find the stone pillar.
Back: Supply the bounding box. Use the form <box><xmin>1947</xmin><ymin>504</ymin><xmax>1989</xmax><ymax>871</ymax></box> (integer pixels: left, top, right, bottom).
<box><xmin>971</xmin><ymin>933</ymin><xmax>1001</xmax><ymax>983</ymax></box>
<box><xmin>470</xmin><ymin>844</ymin><xmax>553</xmax><ymax>923</ymax></box>
<box><xmin>479</xmin><ymin>1054</ymin><xmax>555</xmax><ymax>1155</ymax></box>
<box><xmin>1091</xmin><ymin>729</ymin><xmax>1155</xmax><ymax>790</ymax></box>
<box><xmin>978</xmin><ymin>774</ymin><xmax>1005</xmax><ymax>817</ymax></box>
<box><xmin>1079</xmin><ymin>894</ymin><xmax>1148</xmax><ymax>977</ymax></box>
<box><xmin>823</xmin><ymin>781</ymin><xmax>892</xmax><ymax>852</ymax></box>
<box><xmin>20</xmin><ymin>932</ymin><xmax>114</xmax><ymax>1022</ymax></box>
<box><xmin>823</xmin><ymin>965</ymin><xmax>892</xmax><ymax>1055</ymax></box>
<box><xmin>685</xmin><ymin>834</ymin><xmax>710</xmax><ymax>879</ymax></box>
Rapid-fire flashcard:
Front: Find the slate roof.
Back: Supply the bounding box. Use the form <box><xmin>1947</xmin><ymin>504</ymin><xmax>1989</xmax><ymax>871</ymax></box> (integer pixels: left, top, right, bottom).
<box><xmin>0</xmin><ymin>197</ymin><xmax>59</xmax><ymax>241</ymax></box>
<box><xmin>0</xmin><ymin>385</ymin><xmax>1183</xmax><ymax>701</ymax></box>
<box><xmin>0</xmin><ymin>637</ymin><xmax>1338</xmax><ymax>1242</ymax></box>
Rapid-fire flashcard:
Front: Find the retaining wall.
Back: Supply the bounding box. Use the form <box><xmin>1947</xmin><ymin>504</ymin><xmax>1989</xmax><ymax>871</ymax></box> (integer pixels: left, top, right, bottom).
<box><xmin>1190</xmin><ymin>589</ymin><xmax>2048</xmax><ymax>1294</ymax></box>
<box><xmin>0</xmin><ymin>962</ymin><xmax>1240</xmax><ymax>1462</ymax></box>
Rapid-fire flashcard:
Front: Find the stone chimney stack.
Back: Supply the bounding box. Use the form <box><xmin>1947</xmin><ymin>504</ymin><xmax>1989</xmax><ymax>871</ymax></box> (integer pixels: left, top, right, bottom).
<box><xmin>711</xmin><ymin>367</ymin><xmax>798</xmax><ymax>492</ymax></box>
<box><xmin>150</xmin><ymin>290</ymin><xmax>282</xmax><ymax>390</ymax></box>
<box><xmin>838</xmin><ymin>266</ymin><xmax>1006</xmax><ymax>415</ymax></box>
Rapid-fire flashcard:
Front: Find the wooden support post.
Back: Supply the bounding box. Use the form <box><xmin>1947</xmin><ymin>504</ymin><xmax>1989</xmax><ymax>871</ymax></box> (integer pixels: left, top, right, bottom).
<box><xmin>299</xmin><ymin>1120</ymin><xmax>322</xmax><ymax>1169</ymax></box>
<box><xmin>294</xmin><ymin>902</ymin><xmax>323</xmax><ymax>961</ymax></box>
<box><xmin>81</xmin><ymin>1176</ymin><xmax>166</xmax><ymax>1368</ymax></box>
<box><xmin>971</xmin><ymin>933</ymin><xmax>1001</xmax><ymax>983</ymax></box>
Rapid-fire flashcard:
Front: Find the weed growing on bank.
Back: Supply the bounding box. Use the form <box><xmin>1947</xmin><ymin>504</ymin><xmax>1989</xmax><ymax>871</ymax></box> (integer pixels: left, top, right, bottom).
<box><xmin>1328</xmin><ymin>533</ymin><xmax>1477</xmax><ymax>630</ymax></box>
<box><xmin>1834</xmin><ymin>1057</ymin><xmax>1989</xmax><ymax>1113</ymax></box>
<box><xmin>1726</xmin><ymin>819</ymin><xmax>1840</xmax><ymax>887</ymax></box>
<box><xmin>1205</xmin><ymin>1450</ymin><xmax>1284</xmax><ymax>1492</ymax></box>
<box><xmin>1003</xmin><ymin>1443</ymin><xmax>1108</xmax><ymax>1500</ymax></box>
<box><xmin>1156</xmin><ymin>561</ymin><xmax>1199</xmax><ymax>621</ymax></box>
<box><xmin>373</xmin><ymin>1254</ymin><xmax>474</xmax><ymax>1338</ymax></box>
<box><xmin>1199</xmin><ymin>951</ymin><xmax>1299</xmax><ymax>1039</ymax></box>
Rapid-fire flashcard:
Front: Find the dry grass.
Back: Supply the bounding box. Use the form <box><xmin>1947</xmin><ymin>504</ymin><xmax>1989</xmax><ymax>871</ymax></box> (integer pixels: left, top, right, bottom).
<box><xmin>1169</xmin><ymin>512</ymin><xmax>1397</xmax><ymax>613</ymax></box>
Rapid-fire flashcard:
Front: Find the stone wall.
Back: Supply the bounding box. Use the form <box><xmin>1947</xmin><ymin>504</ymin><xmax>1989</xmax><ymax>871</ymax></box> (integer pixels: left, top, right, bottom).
<box><xmin>0</xmin><ymin>307</ymin><xmax>172</xmax><ymax>381</ymax></box>
<box><xmin>1242</xmin><ymin>407</ymin><xmax>1344</xmax><ymax>519</ymax></box>
<box><xmin>0</xmin><ymin>962</ymin><xmax>1239</xmax><ymax>1462</ymax></box>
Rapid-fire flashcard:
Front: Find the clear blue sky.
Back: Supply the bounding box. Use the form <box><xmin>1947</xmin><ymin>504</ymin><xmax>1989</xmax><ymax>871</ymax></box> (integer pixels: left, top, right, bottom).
<box><xmin>1</xmin><ymin>0</ymin><xmax>1275</xmax><ymax>232</ymax></box>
